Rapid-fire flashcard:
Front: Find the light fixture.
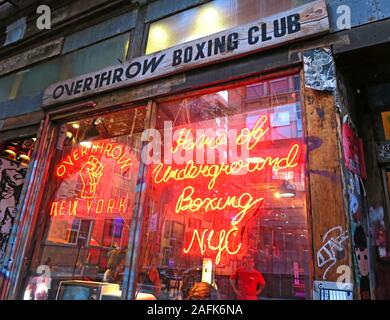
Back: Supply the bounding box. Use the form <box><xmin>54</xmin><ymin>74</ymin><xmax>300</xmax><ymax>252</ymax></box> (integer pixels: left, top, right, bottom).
<box><xmin>146</xmin><ymin>24</ymin><xmax>170</xmax><ymax>54</ymax></box>
<box><xmin>247</xmin><ymin>157</ymin><xmax>265</xmax><ymax>164</ymax></box>
<box><xmin>79</xmin><ymin>120</ymin><xmax>100</xmax><ymax>143</ymax></box>
<box><xmin>72</xmin><ymin>123</ymin><xmax>80</xmax><ymax>129</ymax></box>
<box><xmin>62</xmin><ymin>131</ymin><xmax>76</xmax><ymax>147</ymax></box>
<box><xmin>18</xmin><ymin>152</ymin><xmax>30</xmax><ymax>166</ymax></box>
<box><xmin>274</xmin><ymin>180</ymin><xmax>296</xmax><ymax>198</ymax></box>
<box><xmin>80</xmin><ymin>141</ymin><xmax>92</xmax><ymax>148</ymax></box>
<box><xmin>21</xmin><ymin>137</ymin><xmax>36</xmax><ymax>149</ymax></box>
<box><xmin>18</xmin><ymin>153</ymin><xmax>30</xmax><ymax>161</ymax></box>
<box><xmin>3</xmin><ymin>145</ymin><xmax>17</xmax><ymax>161</ymax></box>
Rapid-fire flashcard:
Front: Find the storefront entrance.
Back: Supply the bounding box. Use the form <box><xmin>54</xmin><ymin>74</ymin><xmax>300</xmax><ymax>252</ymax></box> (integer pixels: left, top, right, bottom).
<box><xmin>16</xmin><ymin>72</ymin><xmax>314</xmax><ymax>300</ymax></box>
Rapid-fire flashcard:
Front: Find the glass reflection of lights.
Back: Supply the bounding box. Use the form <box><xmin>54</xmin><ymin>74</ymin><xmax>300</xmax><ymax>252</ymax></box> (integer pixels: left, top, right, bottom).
<box><xmin>80</xmin><ymin>141</ymin><xmax>92</xmax><ymax>148</ymax></box>
<box><xmin>147</xmin><ymin>25</ymin><xmax>170</xmax><ymax>53</ymax></box>
<box><xmin>192</xmin><ymin>7</ymin><xmax>224</xmax><ymax>40</ymax></box>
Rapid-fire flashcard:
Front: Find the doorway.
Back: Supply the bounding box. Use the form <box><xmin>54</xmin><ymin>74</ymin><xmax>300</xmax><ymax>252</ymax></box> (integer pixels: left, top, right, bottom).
<box><xmin>336</xmin><ymin>42</ymin><xmax>390</xmax><ymax>299</ymax></box>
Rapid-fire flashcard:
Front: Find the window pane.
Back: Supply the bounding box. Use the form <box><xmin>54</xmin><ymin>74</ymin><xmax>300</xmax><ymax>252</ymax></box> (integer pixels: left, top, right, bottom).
<box><xmin>3</xmin><ymin>17</ymin><xmax>26</xmax><ymax>46</ymax></box>
<box><xmin>59</xmin><ymin>32</ymin><xmax>130</xmax><ymax>79</ymax></box>
<box><xmin>22</xmin><ymin>106</ymin><xmax>147</xmax><ymax>300</ymax></box>
<box><xmin>0</xmin><ymin>73</ymin><xmax>17</xmax><ymax>102</ymax></box>
<box><xmin>136</xmin><ymin>74</ymin><xmax>310</xmax><ymax>300</ymax></box>
<box><xmin>16</xmin><ymin>60</ymin><xmax>62</xmax><ymax>98</ymax></box>
<box><xmin>146</xmin><ymin>0</ymin><xmax>315</xmax><ymax>54</ymax></box>
<box><xmin>2</xmin><ymin>33</ymin><xmax>130</xmax><ymax>102</ymax></box>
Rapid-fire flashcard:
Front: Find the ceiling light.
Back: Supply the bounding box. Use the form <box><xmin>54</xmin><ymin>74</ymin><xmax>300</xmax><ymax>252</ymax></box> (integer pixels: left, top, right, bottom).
<box><xmin>274</xmin><ymin>180</ymin><xmax>296</xmax><ymax>198</ymax></box>
<box><xmin>80</xmin><ymin>141</ymin><xmax>92</xmax><ymax>148</ymax></box>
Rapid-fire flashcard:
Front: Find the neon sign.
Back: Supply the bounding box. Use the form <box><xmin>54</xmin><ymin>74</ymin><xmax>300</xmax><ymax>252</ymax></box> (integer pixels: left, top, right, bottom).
<box><xmin>152</xmin><ymin>114</ymin><xmax>304</xmax><ymax>265</ymax></box>
<box><xmin>171</xmin><ymin>115</ymin><xmax>269</xmax><ymax>153</ymax></box>
<box><xmin>175</xmin><ymin>185</ymin><xmax>264</xmax><ymax>226</ymax></box>
<box><xmin>50</xmin><ymin>141</ymin><xmax>134</xmax><ymax>219</ymax></box>
<box><xmin>50</xmin><ymin>197</ymin><xmax>128</xmax><ymax>217</ymax></box>
<box><xmin>80</xmin><ymin>155</ymin><xmax>104</xmax><ymax>199</ymax></box>
<box><xmin>153</xmin><ymin>143</ymin><xmax>300</xmax><ymax>190</ymax></box>
<box><xmin>56</xmin><ymin>142</ymin><xmax>133</xmax><ymax>177</ymax></box>
<box><xmin>183</xmin><ymin>226</ymin><xmax>242</xmax><ymax>265</ymax></box>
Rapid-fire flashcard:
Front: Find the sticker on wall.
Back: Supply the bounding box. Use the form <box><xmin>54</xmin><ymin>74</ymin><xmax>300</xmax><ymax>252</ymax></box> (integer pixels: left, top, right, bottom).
<box><xmin>317</xmin><ymin>225</ymin><xmax>349</xmax><ymax>280</ymax></box>
<box><xmin>334</xmin><ymin>78</ymin><xmax>349</xmax><ymax>117</ymax></box>
<box><xmin>342</xmin><ymin>123</ymin><xmax>366</xmax><ymax>178</ymax></box>
<box><xmin>354</xmin><ymin>224</ymin><xmax>371</xmax><ymax>300</ymax></box>
<box><xmin>369</xmin><ymin>205</ymin><xmax>388</xmax><ymax>259</ymax></box>
<box><xmin>0</xmin><ymin>158</ymin><xmax>27</xmax><ymax>266</ymax></box>
<box><xmin>349</xmin><ymin>193</ymin><xmax>359</xmax><ymax>215</ymax></box>
<box><xmin>377</xmin><ymin>141</ymin><xmax>390</xmax><ymax>163</ymax></box>
<box><xmin>345</xmin><ymin>166</ymin><xmax>372</xmax><ymax>300</ymax></box>
<box><xmin>354</xmin><ymin>173</ymin><xmax>361</xmax><ymax>196</ymax></box>
<box><xmin>303</xmin><ymin>48</ymin><xmax>336</xmax><ymax>92</ymax></box>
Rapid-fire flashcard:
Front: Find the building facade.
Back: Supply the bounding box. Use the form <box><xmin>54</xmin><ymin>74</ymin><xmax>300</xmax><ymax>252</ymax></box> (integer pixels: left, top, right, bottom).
<box><xmin>0</xmin><ymin>0</ymin><xmax>389</xmax><ymax>300</ymax></box>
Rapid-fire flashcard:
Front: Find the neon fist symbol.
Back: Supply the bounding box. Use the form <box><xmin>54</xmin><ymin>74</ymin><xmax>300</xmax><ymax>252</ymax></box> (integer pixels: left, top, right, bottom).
<box><xmin>79</xmin><ymin>155</ymin><xmax>104</xmax><ymax>199</ymax></box>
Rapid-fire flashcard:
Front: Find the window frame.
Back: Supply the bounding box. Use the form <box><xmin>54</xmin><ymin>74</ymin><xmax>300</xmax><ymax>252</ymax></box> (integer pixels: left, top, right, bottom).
<box><xmin>13</xmin><ymin>68</ymin><xmax>313</xmax><ymax>301</ymax></box>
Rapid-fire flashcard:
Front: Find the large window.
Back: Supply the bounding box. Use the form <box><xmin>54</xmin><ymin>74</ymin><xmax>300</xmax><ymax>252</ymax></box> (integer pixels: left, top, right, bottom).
<box><xmin>21</xmin><ymin>106</ymin><xmax>147</xmax><ymax>300</ymax></box>
<box><xmin>135</xmin><ymin>73</ymin><xmax>311</xmax><ymax>300</ymax></box>
<box><xmin>0</xmin><ymin>32</ymin><xmax>130</xmax><ymax>102</ymax></box>
<box><xmin>21</xmin><ymin>73</ymin><xmax>311</xmax><ymax>300</ymax></box>
<box><xmin>146</xmin><ymin>0</ymin><xmax>315</xmax><ymax>54</ymax></box>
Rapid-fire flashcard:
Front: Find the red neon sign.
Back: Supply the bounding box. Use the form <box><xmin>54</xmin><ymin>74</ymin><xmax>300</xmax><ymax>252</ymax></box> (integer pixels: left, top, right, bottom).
<box><xmin>50</xmin><ymin>197</ymin><xmax>128</xmax><ymax>217</ymax></box>
<box><xmin>183</xmin><ymin>226</ymin><xmax>242</xmax><ymax>265</ymax></box>
<box><xmin>50</xmin><ymin>141</ymin><xmax>135</xmax><ymax>220</ymax></box>
<box><xmin>151</xmin><ymin>114</ymin><xmax>304</xmax><ymax>265</ymax></box>
<box><xmin>175</xmin><ymin>185</ymin><xmax>264</xmax><ymax>226</ymax></box>
<box><xmin>56</xmin><ymin>142</ymin><xmax>133</xmax><ymax>178</ymax></box>
<box><xmin>79</xmin><ymin>155</ymin><xmax>104</xmax><ymax>199</ymax></box>
<box><xmin>171</xmin><ymin>114</ymin><xmax>269</xmax><ymax>154</ymax></box>
<box><xmin>153</xmin><ymin>143</ymin><xmax>301</xmax><ymax>190</ymax></box>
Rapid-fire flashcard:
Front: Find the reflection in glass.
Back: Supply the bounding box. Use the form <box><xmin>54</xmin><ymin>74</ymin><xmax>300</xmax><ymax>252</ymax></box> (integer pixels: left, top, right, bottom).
<box><xmin>146</xmin><ymin>0</ymin><xmax>315</xmax><ymax>54</ymax></box>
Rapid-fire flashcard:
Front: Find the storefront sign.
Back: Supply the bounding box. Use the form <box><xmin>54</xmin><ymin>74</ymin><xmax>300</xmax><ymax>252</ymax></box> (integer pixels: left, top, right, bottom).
<box><xmin>42</xmin><ymin>0</ymin><xmax>329</xmax><ymax>106</ymax></box>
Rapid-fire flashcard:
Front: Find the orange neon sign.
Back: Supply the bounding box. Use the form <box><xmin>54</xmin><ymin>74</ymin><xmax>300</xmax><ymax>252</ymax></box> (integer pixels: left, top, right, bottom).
<box><xmin>56</xmin><ymin>141</ymin><xmax>133</xmax><ymax>177</ymax></box>
<box><xmin>153</xmin><ymin>143</ymin><xmax>301</xmax><ymax>190</ymax></box>
<box><xmin>171</xmin><ymin>114</ymin><xmax>269</xmax><ymax>154</ymax></box>
<box><xmin>175</xmin><ymin>185</ymin><xmax>264</xmax><ymax>226</ymax></box>
<box><xmin>79</xmin><ymin>155</ymin><xmax>104</xmax><ymax>199</ymax></box>
<box><xmin>152</xmin><ymin>114</ymin><xmax>304</xmax><ymax>265</ymax></box>
<box><xmin>50</xmin><ymin>197</ymin><xmax>128</xmax><ymax>217</ymax></box>
<box><xmin>50</xmin><ymin>141</ymin><xmax>135</xmax><ymax>219</ymax></box>
<box><xmin>183</xmin><ymin>226</ymin><xmax>242</xmax><ymax>265</ymax></box>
